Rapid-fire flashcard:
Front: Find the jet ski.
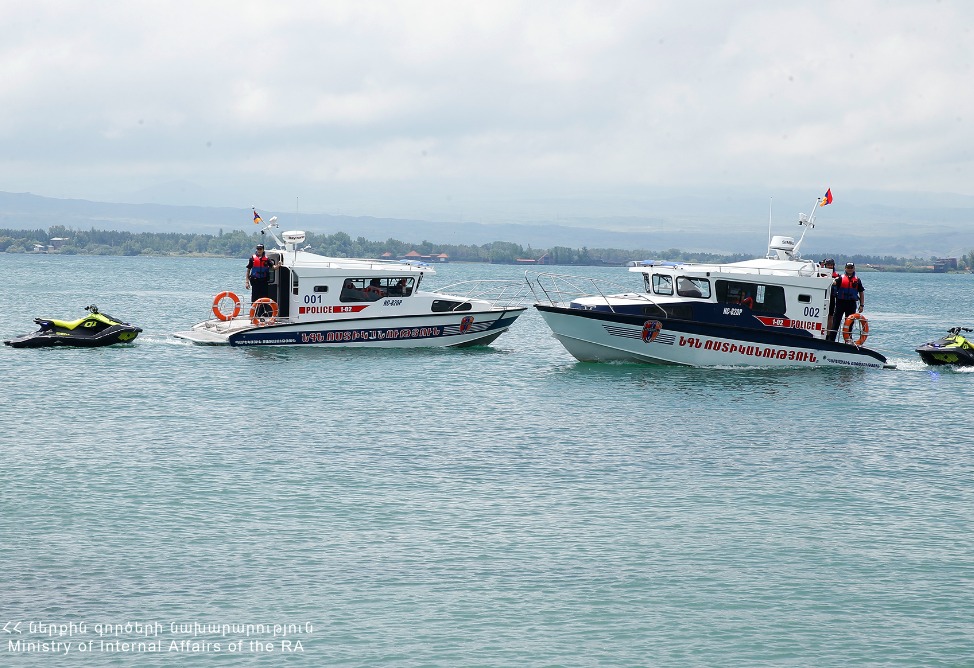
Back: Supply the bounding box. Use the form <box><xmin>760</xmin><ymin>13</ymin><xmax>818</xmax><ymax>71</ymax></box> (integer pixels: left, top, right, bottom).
<box><xmin>915</xmin><ymin>326</ymin><xmax>974</xmax><ymax>366</ymax></box>
<box><xmin>4</xmin><ymin>305</ymin><xmax>142</xmax><ymax>348</ymax></box>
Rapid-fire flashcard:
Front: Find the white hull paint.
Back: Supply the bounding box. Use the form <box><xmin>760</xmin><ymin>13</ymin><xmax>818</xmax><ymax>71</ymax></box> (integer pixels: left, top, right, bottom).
<box><xmin>538</xmin><ymin>307</ymin><xmax>891</xmax><ymax>370</ymax></box>
<box><xmin>175</xmin><ymin>308</ymin><xmax>524</xmax><ymax>348</ymax></box>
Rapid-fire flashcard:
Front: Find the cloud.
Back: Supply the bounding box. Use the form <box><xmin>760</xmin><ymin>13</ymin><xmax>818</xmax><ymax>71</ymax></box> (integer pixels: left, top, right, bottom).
<box><xmin>1</xmin><ymin>0</ymin><xmax>973</xmax><ymax>219</ymax></box>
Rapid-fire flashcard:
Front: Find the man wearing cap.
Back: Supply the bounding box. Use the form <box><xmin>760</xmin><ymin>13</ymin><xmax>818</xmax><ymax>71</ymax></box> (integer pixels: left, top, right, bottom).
<box><xmin>245</xmin><ymin>243</ymin><xmax>276</xmax><ymax>305</ymax></box>
<box><xmin>828</xmin><ymin>262</ymin><xmax>865</xmax><ymax>342</ymax></box>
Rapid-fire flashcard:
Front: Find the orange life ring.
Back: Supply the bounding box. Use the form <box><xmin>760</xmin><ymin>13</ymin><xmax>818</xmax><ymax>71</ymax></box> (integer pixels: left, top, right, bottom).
<box><xmin>842</xmin><ymin>313</ymin><xmax>869</xmax><ymax>346</ymax></box>
<box><xmin>212</xmin><ymin>291</ymin><xmax>241</xmax><ymax>321</ymax></box>
<box><xmin>250</xmin><ymin>298</ymin><xmax>279</xmax><ymax>326</ymax></box>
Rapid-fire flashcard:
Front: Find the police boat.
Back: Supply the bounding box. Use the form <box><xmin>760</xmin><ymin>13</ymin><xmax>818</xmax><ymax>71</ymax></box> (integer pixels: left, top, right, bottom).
<box><xmin>527</xmin><ymin>191</ymin><xmax>894</xmax><ymax>369</ymax></box>
<box><xmin>4</xmin><ymin>305</ymin><xmax>143</xmax><ymax>348</ymax></box>
<box><xmin>173</xmin><ymin>215</ymin><xmax>528</xmax><ymax>348</ymax></box>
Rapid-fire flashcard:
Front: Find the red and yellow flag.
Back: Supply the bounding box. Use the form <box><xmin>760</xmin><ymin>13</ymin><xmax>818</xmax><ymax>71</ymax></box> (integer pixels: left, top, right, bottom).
<box><xmin>253</xmin><ymin>209</ymin><xmax>263</xmax><ymax>225</ymax></box>
<box><xmin>819</xmin><ymin>188</ymin><xmax>833</xmax><ymax>207</ymax></box>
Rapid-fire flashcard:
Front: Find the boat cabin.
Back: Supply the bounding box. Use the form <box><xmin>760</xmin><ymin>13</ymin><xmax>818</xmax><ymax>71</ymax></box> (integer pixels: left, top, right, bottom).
<box><xmin>625</xmin><ymin>259</ymin><xmax>835</xmax><ymax>336</ymax></box>
<box><xmin>257</xmin><ymin>247</ymin><xmax>427</xmax><ymax>323</ymax></box>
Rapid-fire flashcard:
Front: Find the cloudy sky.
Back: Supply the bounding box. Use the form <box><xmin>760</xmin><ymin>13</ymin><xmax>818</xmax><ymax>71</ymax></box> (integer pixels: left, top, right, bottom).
<box><xmin>2</xmin><ymin>0</ymin><xmax>973</xmax><ymax>223</ymax></box>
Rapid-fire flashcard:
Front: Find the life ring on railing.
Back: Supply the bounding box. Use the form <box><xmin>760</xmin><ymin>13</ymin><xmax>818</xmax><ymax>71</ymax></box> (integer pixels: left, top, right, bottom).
<box><xmin>741</xmin><ymin>297</ymin><xmax>754</xmax><ymax>309</ymax></box>
<box><xmin>250</xmin><ymin>298</ymin><xmax>279</xmax><ymax>326</ymax></box>
<box><xmin>212</xmin><ymin>291</ymin><xmax>241</xmax><ymax>321</ymax></box>
<box><xmin>842</xmin><ymin>313</ymin><xmax>869</xmax><ymax>346</ymax></box>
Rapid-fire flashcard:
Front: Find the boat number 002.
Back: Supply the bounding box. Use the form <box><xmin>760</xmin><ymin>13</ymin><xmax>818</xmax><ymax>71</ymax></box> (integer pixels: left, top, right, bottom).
<box><xmin>803</xmin><ymin>307</ymin><xmax>820</xmax><ymax>317</ymax></box>
<box><xmin>304</xmin><ymin>295</ymin><xmax>322</xmax><ymax>304</ymax></box>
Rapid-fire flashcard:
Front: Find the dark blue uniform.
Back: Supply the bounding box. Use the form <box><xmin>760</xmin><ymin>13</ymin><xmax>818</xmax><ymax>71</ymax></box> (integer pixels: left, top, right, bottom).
<box><xmin>829</xmin><ymin>269</ymin><xmax>864</xmax><ymax>342</ymax></box>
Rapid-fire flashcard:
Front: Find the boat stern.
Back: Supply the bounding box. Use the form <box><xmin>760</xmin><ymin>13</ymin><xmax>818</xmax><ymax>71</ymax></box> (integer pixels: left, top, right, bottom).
<box><xmin>172</xmin><ymin>318</ymin><xmax>249</xmax><ymax>345</ymax></box>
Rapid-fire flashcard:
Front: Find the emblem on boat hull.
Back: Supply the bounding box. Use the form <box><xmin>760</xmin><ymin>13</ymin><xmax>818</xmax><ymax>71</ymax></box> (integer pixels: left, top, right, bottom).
<box><xmin>641</xmin><ymin>320</ymin><xmax>662</xmax><ymax>343</ymax></box>
<box><xmin>459</xmin><ymin>316</ymin><xmax>474</xmax><ymax>334</ymax></box>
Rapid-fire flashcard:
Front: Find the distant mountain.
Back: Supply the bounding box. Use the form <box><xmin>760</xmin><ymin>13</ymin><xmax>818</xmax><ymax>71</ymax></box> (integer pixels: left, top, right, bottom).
<box><xmin>2</xmin><ymin>189</ymin><xmax>973</xmax><ymax>258</ymax></box>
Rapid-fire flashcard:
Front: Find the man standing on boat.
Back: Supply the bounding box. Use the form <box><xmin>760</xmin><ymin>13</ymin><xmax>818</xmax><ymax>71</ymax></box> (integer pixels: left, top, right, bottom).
<box><xmin>245</xmin><ymin>243</ymin><xmax>277</xmax><ymax>306</ymax></box>
<box><xmin>828</xmin><ymin>262</ymin><xmax>864</xmax><ymax>342</ymax></box>
<box><xmin>821</xmin><ymin>259</ymin><xmax>839</xmax><ymax>339</ymax></box>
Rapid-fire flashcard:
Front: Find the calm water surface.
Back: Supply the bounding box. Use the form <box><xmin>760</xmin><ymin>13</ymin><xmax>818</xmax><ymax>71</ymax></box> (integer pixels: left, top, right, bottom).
<box><xmin>1</xmin><ymin>255</ymin><xmax>972</xmax><ymax>666</ymax></box>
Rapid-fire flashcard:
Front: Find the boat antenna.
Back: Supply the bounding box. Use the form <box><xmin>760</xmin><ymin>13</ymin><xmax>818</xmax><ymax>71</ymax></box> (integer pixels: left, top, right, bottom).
<box><xmin>768</xmin><ymin>196</ymin><xmax>773</xmax><ymax>250</ymax></box>
<box><xmin>791</xmin><ymin>194</ymin><xmax>822</xmax><ymax>257</ymax></box>
<box><xmin>254</xmin><ymin>214</ymin><xmax>283</xmax><ymax>247</ymax></box>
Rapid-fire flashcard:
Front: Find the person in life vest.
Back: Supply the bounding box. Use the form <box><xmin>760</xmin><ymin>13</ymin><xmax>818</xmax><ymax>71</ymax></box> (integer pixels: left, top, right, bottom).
<box><xmin>827</xmin><ymin>261</ymin><xmax>865</xmax><ymax>342</ymax></box>
<box><xmin>245</xmin><ymin>243</ymin><xmax>277</xmax><ymax>306</ymax></box>
<box><xmin>364</xmin><ymin>278</ymin><xmax>385</xmax><ymax>301</ymax></box>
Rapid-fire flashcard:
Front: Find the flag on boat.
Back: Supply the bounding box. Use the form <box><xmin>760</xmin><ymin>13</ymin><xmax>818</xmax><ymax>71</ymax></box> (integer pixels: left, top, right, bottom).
<box><xmin>253</xmin><ymin>209</ymin><xmax>263</xmax><ymax>225</ymax></box>
<box><xmin>819</xmin><ymin>188</ymin><xmax>833</xmax><ymax>207</ymax></box>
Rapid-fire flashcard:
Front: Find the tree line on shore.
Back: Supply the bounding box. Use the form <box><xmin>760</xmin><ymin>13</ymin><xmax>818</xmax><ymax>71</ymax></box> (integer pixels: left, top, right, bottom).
<box><xmin>1</xmin><ymin>225</ymin><xmax>971</xmax><ymax>270</ymax></box>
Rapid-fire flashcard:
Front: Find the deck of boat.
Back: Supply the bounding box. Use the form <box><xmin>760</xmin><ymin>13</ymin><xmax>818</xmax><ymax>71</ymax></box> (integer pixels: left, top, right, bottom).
<box><xmin>172</xmin><ymin>329</ymin><xmax>231</xmax><ymax>345</ymax></box>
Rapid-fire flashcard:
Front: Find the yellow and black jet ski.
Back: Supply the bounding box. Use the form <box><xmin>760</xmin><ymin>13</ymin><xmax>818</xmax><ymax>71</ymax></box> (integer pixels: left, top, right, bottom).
<box><xmin>4</xmin><ymin>305</ymin><xmax>142</xmax><ymax>348</ymax></box>
<box><xmin>915</xmin><ymin>326</ymin><xmax>974</xmax><ymax>366</ymax></box>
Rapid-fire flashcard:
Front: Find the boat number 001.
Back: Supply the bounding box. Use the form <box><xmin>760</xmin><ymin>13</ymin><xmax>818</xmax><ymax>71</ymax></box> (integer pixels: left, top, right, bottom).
<box><xmin>803</xmin><ymin>307</ymin><xmax>820</xmax><ymax>317</ymax></box>
<box><xmin>304</xmin><ymin>295</ymin><xmax>322</xmax><ymax>304</ymax></box>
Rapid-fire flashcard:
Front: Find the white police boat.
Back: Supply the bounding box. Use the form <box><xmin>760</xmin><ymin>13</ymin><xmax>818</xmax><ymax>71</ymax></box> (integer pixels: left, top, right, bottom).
<box><xmin>528</xmin><ymin>195</ymin><xmax>894</xmax><ymax>369</ymax></box>
<box><xmin>174</xmin><ymin>217</ymin><xmax>528</xmax><ymax>348</ymax></box>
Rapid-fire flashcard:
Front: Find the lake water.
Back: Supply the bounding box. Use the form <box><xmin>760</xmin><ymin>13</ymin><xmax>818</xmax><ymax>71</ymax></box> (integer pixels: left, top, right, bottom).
<box><xmin>1</xmin><ymin>254</ymin><xmax>973</xmax><ymax>666</ymax></box>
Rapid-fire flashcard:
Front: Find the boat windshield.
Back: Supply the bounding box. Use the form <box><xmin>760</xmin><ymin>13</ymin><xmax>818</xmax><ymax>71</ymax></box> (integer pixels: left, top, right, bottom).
<box><xmin>677</xmin><ymin>277</ymin><xmax>710</xmax><ymax>299</ymax></box>
<box><xmin>649</xmin><ymin>274</ymin><xmax>673</xmax><ymax>295</ymax></box>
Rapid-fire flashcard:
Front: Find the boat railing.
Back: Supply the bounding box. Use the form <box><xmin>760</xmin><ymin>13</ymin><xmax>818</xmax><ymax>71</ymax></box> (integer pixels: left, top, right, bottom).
<box><xmin>292</xmin><ymin>255</ymin><xmax>435</xmax><ymax>271</ymax></box>
<box><xmin>526</xmin><ymin>271</ymin><xmax>655</xmax><ymax>313</ymax></box>
<box><xmin>433</xmin><ymin>279</ymin><xmax>532</xmax><ymax>309</ymax></box>
<box><xmin>632</xmin><ymin>260</ymin><xmax>824</xmax><ymax>278</ymax></box>
<box><xmin>198</xmin><ymin>314</ymin><xmax>296</xmax><ymax>332</ymax></box>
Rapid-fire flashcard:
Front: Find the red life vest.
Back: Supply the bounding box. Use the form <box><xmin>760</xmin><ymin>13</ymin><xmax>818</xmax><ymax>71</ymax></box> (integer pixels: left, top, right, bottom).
<box><xmin>250</xmin><ymin>254</ymin><xmax>272</xmax><ymax>280</ymax></box>
<box><xmin>836</xmin><ymin>274</ymin><xmax>861</xmax><ymax>301</ymax></box>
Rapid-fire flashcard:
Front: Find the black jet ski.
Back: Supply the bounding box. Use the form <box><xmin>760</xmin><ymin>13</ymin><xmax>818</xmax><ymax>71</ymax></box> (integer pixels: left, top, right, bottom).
<box><xmin>4</xmin><ymin>305</ymin><xmax>142</xmax><ymax>348</ymax></box>
<box><xmin>915</xmin><ymin>326</ymin><xmax>974</xmax><ymax>366</ymax></box>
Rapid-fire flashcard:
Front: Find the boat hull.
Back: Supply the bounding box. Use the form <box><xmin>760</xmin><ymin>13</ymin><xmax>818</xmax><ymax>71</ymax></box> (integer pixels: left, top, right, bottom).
<box><xmin>537</xmin><ymin>305</ymin><xmax>891</xmax><ymax>369</ymax></box>
<box><xmin>173</xmin><ymin>309</ymin><xmax>525</xmax><ymax>348</ymax></box>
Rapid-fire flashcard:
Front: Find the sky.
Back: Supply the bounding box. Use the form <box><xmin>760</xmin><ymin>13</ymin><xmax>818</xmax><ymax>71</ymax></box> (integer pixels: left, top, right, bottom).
<box><xmin>2</xmin><ymin>0</ymin><xmax>974</xmax><ymax>226</ymax></box>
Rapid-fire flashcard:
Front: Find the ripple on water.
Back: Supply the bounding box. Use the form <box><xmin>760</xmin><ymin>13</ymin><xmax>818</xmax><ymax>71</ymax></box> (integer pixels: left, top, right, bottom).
<box><xmin>2</xmin><ymin>259</ymin><xmax>973</xmax><ymax>665</ymax></box>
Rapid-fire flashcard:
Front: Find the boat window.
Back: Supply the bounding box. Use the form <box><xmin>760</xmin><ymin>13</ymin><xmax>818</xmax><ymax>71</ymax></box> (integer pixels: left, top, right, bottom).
<box><xmin>798</xmin><ymin>294</ymin><xmax>811</xmax><ymax>303</ymax></box>
<box><xmin>664</xmin><ymin>304</ymin><xmax>693</xmax><ymax>319</ymax></box>
<box><xmin>652</xmin><ymin>274</ymin><xmax>673</xmax><ymax>295</ymax></box>
<box><xmin>677</xmin><ymin>277</ymin><xmax>709</xmax><ymax>299</ymax></box>
<box><xmin>340</xmin><ymin>277</ymin><xmax>414</xmax><ymax>302</ymax></box>
<box><xmin>313</xmin><ymin>285</ymin><xmax>328</xmax><ymax>293</ymax></box>
<box><xmin>432</xmin><ymin>300</ymin><xmax>472</xmax><ymax>312</ymax></box>
<box><xmin>715</xmin><ymin>279</ymin><xmax>786</xmax><ymax>314</ymax></box>
<box><xmin>642</xmin><ymin>304</ymin><xmax>667</xmax><ymax>318</ymax></box>
<box><xmin>386</xmin><ymin>277</ymin><xmax>414</xmax><ymax>297</ymax></box>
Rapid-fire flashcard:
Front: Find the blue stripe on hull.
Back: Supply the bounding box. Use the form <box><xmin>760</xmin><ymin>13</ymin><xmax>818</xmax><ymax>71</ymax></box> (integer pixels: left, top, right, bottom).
<box><xmin>228</xmin><ymin>314</ymin><xmax>520</xmax><ymax>347</ymax></box>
